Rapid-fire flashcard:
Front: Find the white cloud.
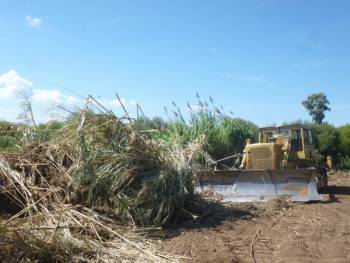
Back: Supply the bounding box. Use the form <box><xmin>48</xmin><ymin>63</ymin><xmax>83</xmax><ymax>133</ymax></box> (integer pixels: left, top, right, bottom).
<box><xmin>25</xmin><ymin>15</ymin><xmax>43</xmax><ymax>27</ymax></box>
<box><xmin>33</xmin><ymin>89</ymin><xmax>64</xmax><ymax>104</ymax></box>
<box><xmin>98</xmin><ymin>98</ymin><xmax>137</xmax><ymax>108</ymax></box>
<box><xmin>0</xmin><ymin>70</ymin><xmax>33</xmax><ymax>99</ymax></box>
<box><xmin>220</xmin><ymin>72</ymin><xmax>274</xmax><ymax>88</ymax></box>
<box><xmin>32</xmin><ymin>89</ymin><xmax>80</xmax><ymax>105</ymax></box>
<box><xmin>34</xmin><ymin>90</ymin><xmax>81</xmax><ymax>106</ymax></box>
<box><xmin>290</xmin><ymin>59</ymin><xmax>329</xmax><ymax>70</ymax></box>
<box><xmin>66</xmin><ymin>95</ymin><xmax>79</xmax><ymax>104</ymax></box>
<box><xmin>0</xmin><ymin>70</ymin><xmax>80</xmax><ymax>106</ymax></box>
<box><xmin>129</xmin><ymin>100</ymin><xmax>138</xmax><ymax>106</ymax></box>
<box><xmin>0</xmin><ymin>70</ymin><xmax>137</xmax><ymax>122</ymax></box>
<box><xmin>108</xmin><ymin>98</ymin><xmax>128</xmax><ymax>106</ymax></box>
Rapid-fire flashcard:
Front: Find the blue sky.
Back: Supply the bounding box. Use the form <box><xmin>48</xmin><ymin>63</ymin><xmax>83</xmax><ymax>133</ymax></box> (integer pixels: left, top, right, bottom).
<box><xmin>0</xmin><ymin>0</ymin><xmax>349</xmax><ymax>126</ymax></box>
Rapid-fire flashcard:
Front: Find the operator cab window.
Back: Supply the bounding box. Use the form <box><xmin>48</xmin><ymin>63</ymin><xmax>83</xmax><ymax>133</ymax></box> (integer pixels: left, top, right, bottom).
<box><xmin>280</xmin><ymin>130</ymin><xmax>290</xmax><ymax>139</ymax></box>
<box><xmin>290</xmin><ymin>130</ymin><xmax>302</xmax><ymax>151</ymax></box>
<box><xmin>261</xmin><ymin>131</ymin><xmax>274</xmax><ymax>142</ymax></box>
<box><xmin>303</xmin><ymin>129</ymin><xmax>312</xmax><ymax>145</ymax></box>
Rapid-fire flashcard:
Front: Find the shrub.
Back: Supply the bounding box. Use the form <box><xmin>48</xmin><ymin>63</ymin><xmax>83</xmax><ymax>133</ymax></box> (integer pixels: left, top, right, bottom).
<box><xmin>338</xmin><ymin>156</ymin><xmax>350</xmax><ymax>170</ymax></box>
<box><xmin>312</xmin><ymin>123</ymin><xmax>342</xmax><ymax>164</ymax></box>
<box><xmin>339</xmin><ymin>124</ymin><xmax>350</xmax><ymax>156</ymax></box>
<box><xmin>33</xmin><ymin>121</ymin><xmax>65</xmax><ymax>143</ymax></box>
<box><xmin>132</xmin><ymin>116</ymin><xmax>168</xmax><ymax>131</ymax></box>
<box><xmin>0</xmin><ymin>135</ymin><xmax>18</xmax><ymax>150</ymax></box>
<box><xmin>0</xmin><ymin>120</ymin><xmax>21</xmax><ymax>150</ymax></box>
<box><xmin>0</xmin><ymin>120</ymin><xmax>18</xmax><ymax>136</ymax></box>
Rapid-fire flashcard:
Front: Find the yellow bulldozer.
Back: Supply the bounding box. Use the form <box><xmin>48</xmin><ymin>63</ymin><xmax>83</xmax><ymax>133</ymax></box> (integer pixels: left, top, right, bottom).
<box><xmin>195</xmin><ymin>125</ymin><xmax>327</xmax><ymax>202</ymax></box>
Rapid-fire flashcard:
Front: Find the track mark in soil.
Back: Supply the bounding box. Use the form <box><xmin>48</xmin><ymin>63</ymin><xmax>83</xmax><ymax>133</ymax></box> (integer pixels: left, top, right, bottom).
<box><xmin>162</xmin><ymin>172</ymin><xmax>350</xmax><ymax>263</ymax></box>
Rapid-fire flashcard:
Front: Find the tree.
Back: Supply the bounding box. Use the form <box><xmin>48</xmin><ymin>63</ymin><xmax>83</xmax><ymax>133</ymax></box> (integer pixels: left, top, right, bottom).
<box><xmin>339</xmin><ymin>124</ymin><xmax>350</xmax><ymax>156</ymax></box>
<box><xmin>312</xmin><ymin>123</ymin><xmax>341</xmax><ymax>165</ymax></box>
<box><xmin>302</xmin><ymin>92</ymin><xmax>330</xmax><ymax>124</ymax></box>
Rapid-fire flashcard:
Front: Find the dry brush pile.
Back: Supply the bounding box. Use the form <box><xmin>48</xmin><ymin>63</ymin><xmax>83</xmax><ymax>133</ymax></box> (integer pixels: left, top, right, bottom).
<box><xmin>0</xmin><ymin>97</ymin><xmax>204</xmax><ymax>262</ymax></box>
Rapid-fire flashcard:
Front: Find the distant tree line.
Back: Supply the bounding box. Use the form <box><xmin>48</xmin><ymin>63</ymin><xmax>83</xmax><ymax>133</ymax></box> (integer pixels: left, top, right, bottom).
<box><xmin>300</xmin><ymin>92</ymin><xmax>349</xmax><ymax>168</ymax></box>
<box><xmin>0</xmin><ymin>92</ymin><xmax>349</xmax><ymax>169</ymax></box>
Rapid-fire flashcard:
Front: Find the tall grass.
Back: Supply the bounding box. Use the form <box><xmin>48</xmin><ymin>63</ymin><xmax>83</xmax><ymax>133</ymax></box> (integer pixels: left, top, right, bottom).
<box><xmin>55</xmin><ymin>98</ymin><xmax>203</xmax><ymax>227</ymax></box>
<box><xmin>0</xmin><ymin>152</ymin><xmax>179</xmax><ymax>262</ymax></box>
<box><xmin>155</xmin><ymin>96</ymin><xmax>258</xmax><ymax>167</ymax></box>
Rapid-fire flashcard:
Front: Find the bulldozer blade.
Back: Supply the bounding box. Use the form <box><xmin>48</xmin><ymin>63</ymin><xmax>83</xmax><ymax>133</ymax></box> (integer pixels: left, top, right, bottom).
<box><xmin>195</xmin><ymin>169</ymin><xmax>322</xmax><ymax>202</ymax></box>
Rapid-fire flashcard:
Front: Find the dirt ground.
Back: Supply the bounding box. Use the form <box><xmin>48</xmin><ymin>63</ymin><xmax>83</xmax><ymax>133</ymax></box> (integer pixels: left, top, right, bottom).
<box><xmin>161</xmin><ymin>171</ymin><xmax>350</xmax><ymax>263</ymax></box>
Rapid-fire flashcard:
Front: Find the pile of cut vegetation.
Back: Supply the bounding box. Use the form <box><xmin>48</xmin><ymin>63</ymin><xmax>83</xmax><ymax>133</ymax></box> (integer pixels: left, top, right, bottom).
<box><xmin>0</xmin><ymin>96</ymin><xmax>204</xmax><ymax>262</ymax></box>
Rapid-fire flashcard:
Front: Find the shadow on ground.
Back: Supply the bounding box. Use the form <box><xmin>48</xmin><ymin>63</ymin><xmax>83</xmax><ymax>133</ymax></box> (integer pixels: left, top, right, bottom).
<box><xmin>158</xmin><ymin>199</ymin><xmax>258</xmax><ymax>239</ymax></box>
<box><xmin>326</xmin><ymin>185</ymin><xmax>350</xmax><ymax>195</ymax></box>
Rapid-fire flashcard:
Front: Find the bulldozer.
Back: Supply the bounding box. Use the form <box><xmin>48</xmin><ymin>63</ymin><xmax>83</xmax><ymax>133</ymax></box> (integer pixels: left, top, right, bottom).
<box><xmin>195</xmin><ymin>125</ymin><xmax>327</xmax><ymax>202</ymax></box>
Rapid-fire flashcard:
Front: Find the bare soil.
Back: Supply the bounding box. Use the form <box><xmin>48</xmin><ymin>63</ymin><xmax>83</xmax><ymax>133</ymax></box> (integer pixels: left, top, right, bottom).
<box><xmin>161</xmin><ymin>171</ymin><xmax>350</xmax><ymax>263</ymax></box>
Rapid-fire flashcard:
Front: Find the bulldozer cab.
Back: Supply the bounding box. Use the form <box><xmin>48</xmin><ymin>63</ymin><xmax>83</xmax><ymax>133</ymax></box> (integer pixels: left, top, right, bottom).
<box><xmin>257</xmin><ymin>125</ymin><xmax>314</xmax><ymax>167</ymax></box>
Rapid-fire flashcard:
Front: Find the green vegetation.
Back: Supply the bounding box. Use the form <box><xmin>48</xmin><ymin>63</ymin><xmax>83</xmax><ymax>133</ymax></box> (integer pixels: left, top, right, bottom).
<box><xmin>0</xmin><ymin>120</ymin><xmax>21</xmax><ymax>150</ymax></box>
<box><xmin>0</xmin><ymin>120</ymin><xmax>65</xmax><ymax>150</ymax></box>
<box><xmin>339</xmin><ymin>124</ymin><xmax>350</xmax><ymax>169</ymax></box>
<box><xmin>33</xmin><ymin>121</ymin><xmax>65</xmax><ymax>143</ymax></box>
<box><xmin>312</xmin><ymin>123</ymin><xmax>342</xmax><ymax>165</ymax></box>
<box><xmin>0</xmin><ymin>135</ymin><xmax>18</xmax><ymax>149</ymax></box>
<box><xmin>133</xmin><ymin>116</ymin><xmax>168</xmax><ymax>131</ymax></box>
<box><xmin>0</xmin><ymin>94</ymin><xmax>349</xmax><ymax>262</ymax></box>
<box><xmin>60</xmin><ymin>107</ymin><xmax>201</xmax><ymax>226</ymax></box>
<box><xmin>339</xmin><ymin>124</ymin><xmax>350</xmax><ymax>155</ymax></box>
<box><xmin>153</xmin><ymin>97</ymin><xmax>258</xmax><ymax>167</ymax></box>
<box><xmin>283</xmin><ymin>121</ymin><xmax>347</xmax><ymax>169</ymax></box>
<box><xmin>0</xmin><ymin>94</ymin><xmax>347</xmax><ymax>172</ymax></box>
<box><xmin>302</xmin><ymin>92</ymin><xmax>331</xmax><ymax>124</ymax></box>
